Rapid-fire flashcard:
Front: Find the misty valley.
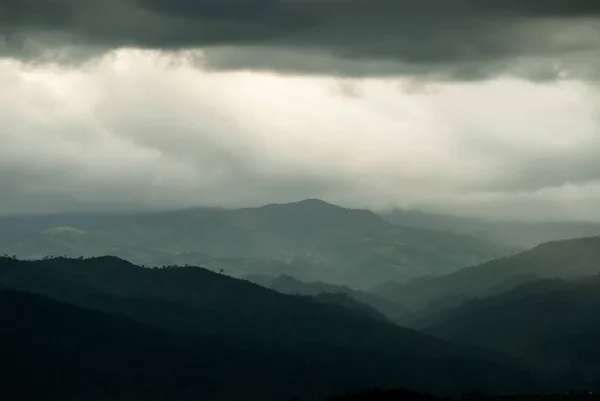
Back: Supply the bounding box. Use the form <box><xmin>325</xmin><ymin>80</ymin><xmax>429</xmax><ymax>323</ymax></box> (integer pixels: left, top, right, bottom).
<box><xmin>3</xmin><ymin>200</ymin><xmax>600</xmax><ymax>400</ymax></box>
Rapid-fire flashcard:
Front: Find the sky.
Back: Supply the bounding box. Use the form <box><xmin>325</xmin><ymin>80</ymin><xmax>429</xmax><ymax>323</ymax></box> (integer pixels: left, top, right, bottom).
<box><xmin>1</xmin><ymin>0</ymin><xmax>600</xmax><ymax>221</ymax></box>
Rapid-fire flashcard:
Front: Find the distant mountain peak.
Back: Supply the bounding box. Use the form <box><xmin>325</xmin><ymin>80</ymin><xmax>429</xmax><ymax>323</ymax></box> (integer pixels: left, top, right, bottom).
<box><xmin>41</xmin><ymin>226</ymin><xmax>87</xmax><ymax>235</ymax></box>
<box><xmin>257</xmin><ymin>199</ymin><xmax>383</xmax><ymax>220</ymax></box>
<box><xmin>260</xmin><ymin>198</ymin><xmax>341</xmax><ymax>210</ymax></box>
<box><xmin>294</xmin><ymin>198</ymin><xmax>332</xmax><ymax>205</ymax></box>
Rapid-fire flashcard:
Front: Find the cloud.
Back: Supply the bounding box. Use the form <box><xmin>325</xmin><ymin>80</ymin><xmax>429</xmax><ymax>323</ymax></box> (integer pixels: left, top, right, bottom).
<box><xmin>1</xmin><ymin>50</ymin><xmax>599</xmax><ymax>221</ymax></box>
<box><xmin>1</xmin><ymin>0</ymin><xmax>600</xmax><ymax>79</ymax></box>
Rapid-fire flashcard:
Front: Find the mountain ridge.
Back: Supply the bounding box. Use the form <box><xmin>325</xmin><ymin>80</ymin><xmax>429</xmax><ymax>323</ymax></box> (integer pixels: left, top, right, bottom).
<box><xmin>374</xmin><ymin>235</ymin><xmax>600</xmax><ymax>313</ymax></box>
<box><xmin>0</xmin><ymin>199</ymin><xmax>504</xmax><ymax>288</ymax></box>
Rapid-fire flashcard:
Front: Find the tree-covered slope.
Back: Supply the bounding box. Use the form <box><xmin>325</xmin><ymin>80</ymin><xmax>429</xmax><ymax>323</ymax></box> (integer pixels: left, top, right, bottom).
<box><xmin>423</xmin><ymin>276</ymin><xmax>600</xmax><ymax>392</ymax></box>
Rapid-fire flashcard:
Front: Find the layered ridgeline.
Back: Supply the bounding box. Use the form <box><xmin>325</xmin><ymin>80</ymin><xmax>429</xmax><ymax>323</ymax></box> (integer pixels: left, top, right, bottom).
<box><xmin>422</xmin><ymin>276</ymin><xmax>600</xmax><ymax>392</ymax></box>
<box><xmin>366</xmin><ymin>236</ymin><xmax>600</xmax><ymax>393</ymax></box>
<box><xmin>247</xmin><ymin>273</ymin><xmax>411</xmax><ymax>322</ymax></box>
<box><xmin>374</xmin><ymin>236</ymin><xmax>600</xmax><ymax>313</ymax></box>
<box><xmin>0</xmin><ymin>199</ymin><xmax>504</xmax><ymax>288</ymax></box>
<box><xmin>0</xmin><ymin>256</ymin><xmax>536</xmax><ymax>400</ymax></box>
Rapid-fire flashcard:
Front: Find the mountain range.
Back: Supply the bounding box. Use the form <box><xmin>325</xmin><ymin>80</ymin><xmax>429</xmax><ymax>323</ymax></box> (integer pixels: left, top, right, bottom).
<box><xmin>5</xmin><ymin>201</ymin><xmax>600</xmax><ymax>399</ymax></box>
<box><xmin>0</xmin><ymin>199</ymin><xmax>504</xmax><ymax>288</ymax></box>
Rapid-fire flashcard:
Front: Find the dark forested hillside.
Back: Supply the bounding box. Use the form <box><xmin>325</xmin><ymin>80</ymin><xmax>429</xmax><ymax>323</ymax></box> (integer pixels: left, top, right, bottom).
<box><xmin>3</xmin><ymin>288</ymin><xmax>412</xmax><ymax>401</ymax></box>
<box><xmin>0</xmin><ymin>256</ymin><xmax>538</xmax><ymax>400</ymax></box>
<box><xmin>422</xmin><ymin>275</ymin><xmax>600</xmax><ymax>392</ymax></box>
<box><xmin>0</xmin><ymin>200</ymin><xmax>504</xmax><ymax>288</ymax></box>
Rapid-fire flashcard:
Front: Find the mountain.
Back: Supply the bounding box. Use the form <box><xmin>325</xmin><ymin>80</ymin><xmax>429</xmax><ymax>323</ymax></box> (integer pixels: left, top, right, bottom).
<box><xmin>0</xmin><ymin>256</ymin><xmax>537</xmax><ymax>399</ymax></box>
<box><xmin>374</xmin><ymin>236</ymin><xmax>600</xmax><ymax>313</ymax></box>
<box><xmin>382</xmin><ymin>209</ymin><xmax>600</xmax><ymax>250</ymax></box>
<box><xmin>423</xmin><ymin>276</ymin><xmax>600</xmax><ymax>392</ymax></box>
<box><xmin>0</xmin><ymin>200</ymin><xmax>505</xmax><ymax>288</ymax></box>
<box><xmin>248</xmin><ymin>273</ymin><xmax>411</xmax><ymax>322</ymax></box>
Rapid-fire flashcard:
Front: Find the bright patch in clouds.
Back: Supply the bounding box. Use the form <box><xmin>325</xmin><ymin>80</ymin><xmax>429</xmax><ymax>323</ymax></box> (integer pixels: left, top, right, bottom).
<box><xmin>1</xmin><ymin>49</ymin><xmax>599</xmax><ymax>221</ymax></box>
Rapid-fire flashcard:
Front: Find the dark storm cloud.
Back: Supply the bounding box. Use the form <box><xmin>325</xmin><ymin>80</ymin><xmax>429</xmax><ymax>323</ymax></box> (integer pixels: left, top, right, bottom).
<box><xmin>1</xmin><ymin>0</ymin><xmax>600</xmax><ymax>78</ymax></box>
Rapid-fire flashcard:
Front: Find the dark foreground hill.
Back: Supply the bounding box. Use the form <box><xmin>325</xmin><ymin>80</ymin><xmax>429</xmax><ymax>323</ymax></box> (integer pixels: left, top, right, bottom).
<box><xmin>0</xmin><ymin>256</ymin><xmax>537</xmax><ymax>400</ymax></box>
<box><xmin>374</xmin><ymin>236</ymin><xmax>600</xmax><ymax>313</ymax></box>
<box><xmin>423</xmin><ymin>276</ymin><xmax>600</xmax><ymax>392</ymax></box>
<box><xmin>0</xmin><ymin>199</ymin><xmax>504</xmax><ymax>288</ymax></box>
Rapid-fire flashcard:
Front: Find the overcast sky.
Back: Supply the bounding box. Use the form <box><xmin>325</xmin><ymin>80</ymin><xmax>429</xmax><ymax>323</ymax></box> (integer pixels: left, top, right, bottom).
<box><xmin>1</xmin><ymin>0</ymin><xmax>600</xmax><ymax>221</ymax></box>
